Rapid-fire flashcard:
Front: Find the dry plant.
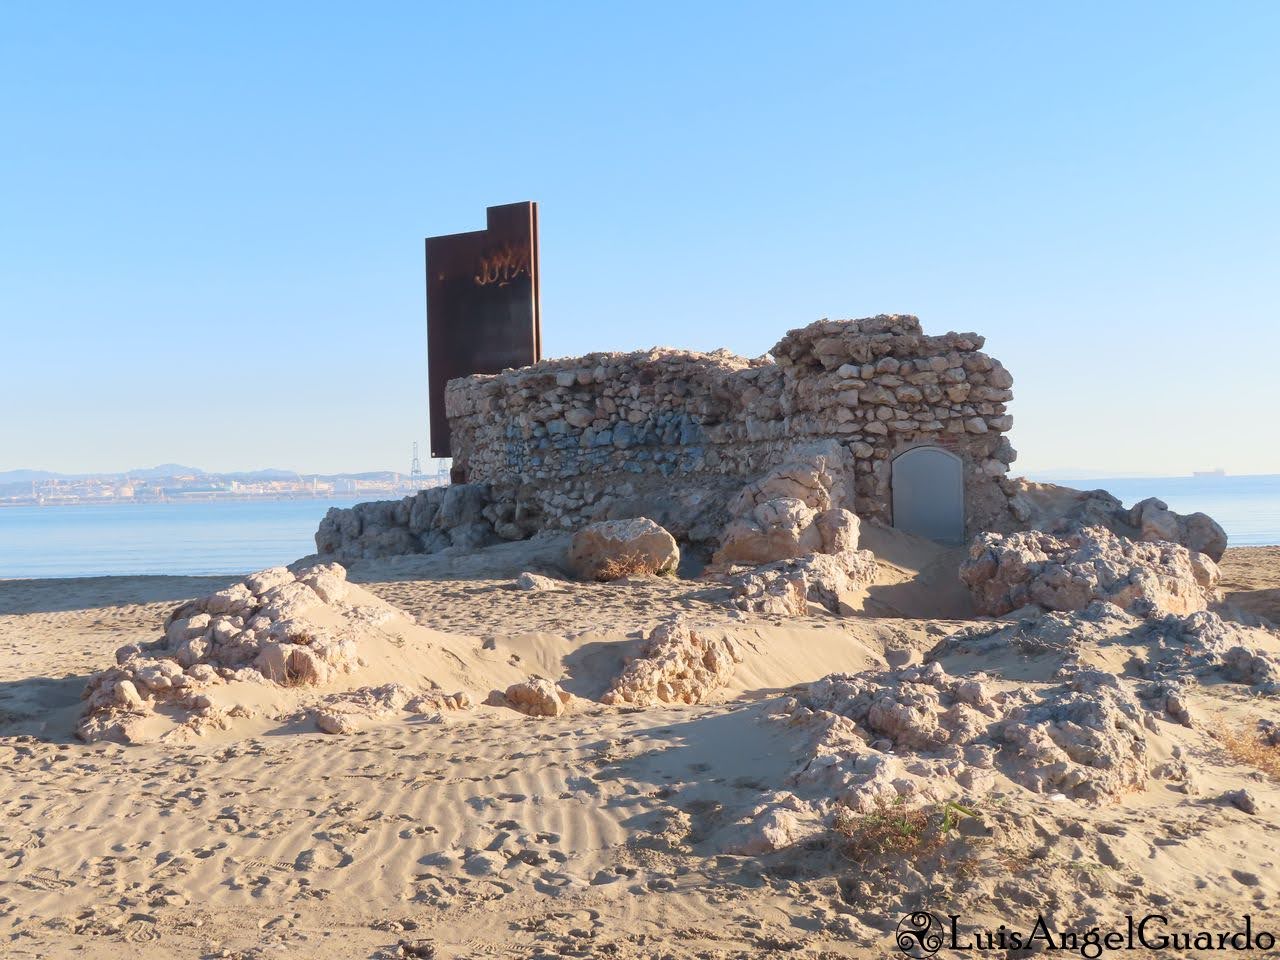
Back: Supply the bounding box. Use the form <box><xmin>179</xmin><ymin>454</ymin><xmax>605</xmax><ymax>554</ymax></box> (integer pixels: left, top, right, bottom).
<box><xmin>1221</xmin><ymin>724</ymin><xmax>1280</xmax><ymax>781</ymax></box>
<box><xmin>280</xmin><ymin>630</ymin><xmax>320</xmax><ymax>687</ymax></box>
<box><xmin>833</xmin><ymin>797</ymin><xmax>939</xmax><ymax>860</ymax></box>
<box><xmin>593</xmin><ymin>553</ymin><xmax>662</xmax><ymax>581</ymax></box>
<box><xmin>834</xmin><ymin>798</ymin><xmax>989</xmax><ymax>875</ymax></box>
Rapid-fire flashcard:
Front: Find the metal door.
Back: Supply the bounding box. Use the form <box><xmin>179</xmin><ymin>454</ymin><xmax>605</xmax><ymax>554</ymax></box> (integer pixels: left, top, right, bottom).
<box><xmin>891</xmin><ymin>446</ymin><xmax>964</xmax><ymax>543</ymax></box>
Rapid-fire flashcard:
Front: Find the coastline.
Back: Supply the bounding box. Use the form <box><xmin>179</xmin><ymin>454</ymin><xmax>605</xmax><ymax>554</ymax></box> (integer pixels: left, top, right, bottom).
<box><xmin>3</xmin><ymin>475</ymin><xmax>1279</xmax><ymax>581</ymax></box>
<box><xmin>4</xmin><ymin>543</ymin><xmax>1275</xmax><ymax>609</ymax></box>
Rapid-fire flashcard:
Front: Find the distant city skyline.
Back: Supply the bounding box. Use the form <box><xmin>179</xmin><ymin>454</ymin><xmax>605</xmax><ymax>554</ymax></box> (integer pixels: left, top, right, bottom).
<box><xmin>2</xmin><ymin>3</ymin><xmax>1277</xmax><ymax>477</ymax></box>
<box><xmin>0</xmin><ymin>463</ymin><xmax>448</xmax><ymax>483</ymax></box>
<box><xmin>0</xmin><ymin>462</ymin><xmax>446</xmax><ymax>507</ymax></box>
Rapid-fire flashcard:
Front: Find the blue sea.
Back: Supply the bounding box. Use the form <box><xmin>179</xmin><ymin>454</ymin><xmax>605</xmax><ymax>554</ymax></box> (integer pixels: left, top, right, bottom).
<box><xmin>0</xmin><ymin>476</ymin><xmax>1277</xmax><ymax>579</ymax></box>
<box><xmin>0</xmin><ymin>499</ymin><xmax>361</xmax><ymax>579</ymax></box>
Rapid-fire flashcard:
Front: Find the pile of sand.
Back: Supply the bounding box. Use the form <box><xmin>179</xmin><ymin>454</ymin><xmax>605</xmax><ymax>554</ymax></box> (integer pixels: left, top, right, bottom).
<box><xmin>77</xmin><ymin>563</ymin><xmax>530</xmax><ymax>743</ymax></box>
<box><xmin>601</xmin><ymin>619</ymin><xmax>743</xmax><ymax>707</ymax></box>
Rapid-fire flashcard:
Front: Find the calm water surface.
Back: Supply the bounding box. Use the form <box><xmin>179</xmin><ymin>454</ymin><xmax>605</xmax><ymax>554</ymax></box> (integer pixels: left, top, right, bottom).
<box><xmin>0</xmin><ymin>499</ymin><xmax>361</xmax><ymax>578</ymax></box>
<box><xmin>2</xmin><ymin>475</ymin><xmax>1278</xmax><ymax>579</ymax></box>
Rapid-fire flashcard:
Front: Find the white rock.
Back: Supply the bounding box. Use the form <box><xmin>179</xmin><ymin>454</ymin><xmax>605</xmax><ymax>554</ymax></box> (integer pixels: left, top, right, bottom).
<box><xmin>568</xmin><ymin>518</ymin><xmax>679</xmax><ymax>581</ymax></box>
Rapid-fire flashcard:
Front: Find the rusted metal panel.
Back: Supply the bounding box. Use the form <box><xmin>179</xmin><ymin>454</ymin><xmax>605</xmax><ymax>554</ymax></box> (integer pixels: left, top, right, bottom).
<box><xmin>426</xmin><ymin>201</ymin><xmax>541</xmax><ymax>458</ymax></box>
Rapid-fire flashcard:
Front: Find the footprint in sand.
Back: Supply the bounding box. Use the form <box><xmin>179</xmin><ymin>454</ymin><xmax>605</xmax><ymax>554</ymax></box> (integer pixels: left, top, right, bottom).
<box><xmin>408</xmin><ymin>873</ymin><xmax>460</xmax><ymax>908</ymax></box>
<box><xmin>19</xmin><ymin>868</ymin><xmax>74</xmax><ymax>891</ymax></box>
<box><xmin>399</xmin><ymin>825</ymin><xmax>439</xmax><ymax>839</ymax></box>
<box><xmin>123</xmin><ymin>914</ymin><xmax>160</xmax><ymax>942</ymax></box>
<box><xmin>462</xmin><ymin>878</ymin><xmax>515</xmax><ymax>902</ymax></box>
<box><xmin>161</xmin><ymin>785</ymin><xmax>208</xmax><ymax>811</ymax></box>
<box><xmin>82</xmin><ymin>855</ymin><xmax>133</xmax><ymax>888</ymax></box>
<box><xmin>17</xmin><ymin>829</ymin><xmax>46</xmax><ymax>850</ymax></box>
<box><xmin>236</xmin><ymin>855</ymin><xmax>298</xmax><ymax>874</ymax></box>
<box><xmin>151</xmin><ymin>853</ymin><xmax>197</xmax><ymax>879</ymax></box>
<box><xmin>294</xmin><ymin>844</ymin><xmax>354</xmax><ymax>871</ymax></box>
<box><xmin>510</xmin><ymin>849</ymin><xmax>548</xmax><ymax>866</ymax></box>
<box><xmin>192</xmin><ymin>842</ymin><xmax>228</xmax><ymax>859</ymax></box>
<box><xmin>522</xmin><ymin>908</ymin><xmax>603</xmax><ymax>939</ymax></box>
<box><xmin>533</xmin><ymin>871</ymin><xmax>588</xmax><ymax>898</ymax></box>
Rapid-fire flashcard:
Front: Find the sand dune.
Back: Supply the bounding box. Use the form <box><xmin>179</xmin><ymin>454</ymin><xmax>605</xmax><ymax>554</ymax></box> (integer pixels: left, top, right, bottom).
<box><xmin>0</xmin><ymin>537</ymin><xmax>1278</xmax><ymax>957</ymax></box>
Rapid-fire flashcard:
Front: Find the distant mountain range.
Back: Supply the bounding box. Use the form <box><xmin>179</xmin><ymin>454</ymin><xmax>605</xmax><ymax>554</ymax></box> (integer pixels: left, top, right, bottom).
<box><xmin>0</xmin><ymin>466</ymin><xmax>413</xmax><ymax>484</ymax></box>
<box><xmin>0</xmin><ymin>465</ymin><xmax>207</xmax><ymax>483</ymax></box>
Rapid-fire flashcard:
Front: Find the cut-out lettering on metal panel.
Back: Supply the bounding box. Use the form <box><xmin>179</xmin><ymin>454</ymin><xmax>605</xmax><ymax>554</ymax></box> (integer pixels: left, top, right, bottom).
<box><xmin>426</xmin><ymin>202</ymin><xmax>541</xmax><ymax>458</ymax></box>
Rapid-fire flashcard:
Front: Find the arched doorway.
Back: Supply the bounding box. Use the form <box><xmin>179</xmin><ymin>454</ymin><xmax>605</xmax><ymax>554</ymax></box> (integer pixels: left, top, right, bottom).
<box><xmin>891</xmin><ymin>446</ymin><xmax>964</xmax><ymax>544</ymax></box>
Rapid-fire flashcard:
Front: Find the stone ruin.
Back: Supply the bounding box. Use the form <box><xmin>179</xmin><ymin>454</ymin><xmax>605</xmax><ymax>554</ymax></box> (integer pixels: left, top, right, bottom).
<box><xmin>317</xmin><ymin>315</ymin><xmax>1021</xmax><ymax>561</ymax></box>
<box><xmin>312</xmin><ymin>312</ymin><xmax>1231</xmax><ymax>626</ymax></box>
<box><xmin>448</xmin><ymin>313</ymin><xmax>1017</xmax><ymax>544</ymax></box>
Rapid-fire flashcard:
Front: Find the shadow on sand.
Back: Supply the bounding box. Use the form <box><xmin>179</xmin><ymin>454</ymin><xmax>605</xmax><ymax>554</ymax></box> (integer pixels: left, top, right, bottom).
<box><xmin>0</xmin><ymin>575</ymin><xmax>239</xmax><ymax>616</ymax></box>
<box><xmin>0</xmin><ymin>671</ymin><xmax>96</xmax><ymax>743</ymax></box>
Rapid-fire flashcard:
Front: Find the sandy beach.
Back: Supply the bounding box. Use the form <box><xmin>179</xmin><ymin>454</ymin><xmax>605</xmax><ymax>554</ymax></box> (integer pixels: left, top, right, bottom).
<box><xmin>1</xmin><ymin>535</ymin><xmax>1277</xmax><ymax>959</ymax></box>
<box><xmin>1220</xmin><ymin>546</ymin><xmax>1280</xmax><ymax>624</ymax></box>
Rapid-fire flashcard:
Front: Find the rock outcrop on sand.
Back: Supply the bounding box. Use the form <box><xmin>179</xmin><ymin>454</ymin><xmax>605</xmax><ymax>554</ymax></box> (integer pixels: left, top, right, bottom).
<box><xmin>602</xmin><ymin>620</ymin><xmax>742</xmax><ymax>707</ymax></box>
<box><xmin>740</xmin><ymin>596</ymin><xmax>1280</xmax><ymax>860</ymax></box>
<box><xmin>776</xmin><ymin>664</ymin><xmax>999</xmax><ymax>810</ymax></box>
<box><xmin>312</xmin><ymin>683</ymin><xmax>472</xmax><ymax>735</ymax></box>
<box><xmin>995</xmin><ymin>668</ymin><xmax>1150</xmax><ymax>801</ymax></box>
<box><xmin>567</xmin><ymin>517</ymin><xmax>680</xmax><ymax>581</ymax></box>
<box><xmin>514</xmin><ymin>571</ymin><xmax>565</xmax><ymax>591</ymax></box>
<box><xmin>712</xmin><ymin>450</ymin><xmax>861</xmax><ymax>566</ymax></box>
<box><xmin>725</xmin><ymin>550</ymin><xmax>879</xmax><ymax>616</ymax></box>
<box><xmin>81</xmin><ymin>564</ymin><xmax>384</xmax><ymax>742</ymax></box>
<box><xmin>723</xmin><ymin>794</ymin><xmax>817</xmax><ymax>856</ymax></box>
<box><xmin>78</xmin><ymin>564</ymin><xmax>502</xmax><ymax>743</ymax></box>
<box><xmin>1127</xmin><ymin>496</ymin><xmax>1228</xmax><ymax>562</ymax></box>
<box><xmin>932</xmin><ymin>601</ymin><xmax>1280</xmax><ymax>697</ymax></box>
<box><xmin>1008</xmin><ymin>480</ymin><xmax>1228</xmax><ymax>562</ymax></box>
<box><xmin>959</xmin><ymin>524</ymin><xmax>1219</xmax><ymax>617</ymax></box>
<box><xmin>777</xmin><ymin>659</ymin><xmax>1147</xmax><ymax>810</ymax></box>
<box><xmin>708</xmin><ymin>450</ymin><xmax>879</xmax><ymax>616</ymax></box>
<box><xmin>489</xmin><ymin>678</ymin><xmax>578</xmax><ymax>717</ymax></box>
<box><xmin>314</xmin><ymin>483</ymin><xmax>498</xmax><ymax>562</ymax></box>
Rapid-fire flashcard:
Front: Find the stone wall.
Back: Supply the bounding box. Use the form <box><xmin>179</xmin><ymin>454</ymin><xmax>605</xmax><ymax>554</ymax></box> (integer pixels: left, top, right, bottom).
<box><xmin>314</xmin><ymin>483</ymin><xmax>497</xmax><ymax>563</ymax></box>
<box><xmin>443</xmin><ymin>315</ymin><xmax>1019</xmax><ymax>548</ymax></box>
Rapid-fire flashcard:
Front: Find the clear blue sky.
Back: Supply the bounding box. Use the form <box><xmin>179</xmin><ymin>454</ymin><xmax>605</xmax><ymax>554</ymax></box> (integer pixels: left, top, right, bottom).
<box><xmin>2</xmin><ymin>2</ymin><xmax>1277</xmax><ymax>477</ymax></box>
